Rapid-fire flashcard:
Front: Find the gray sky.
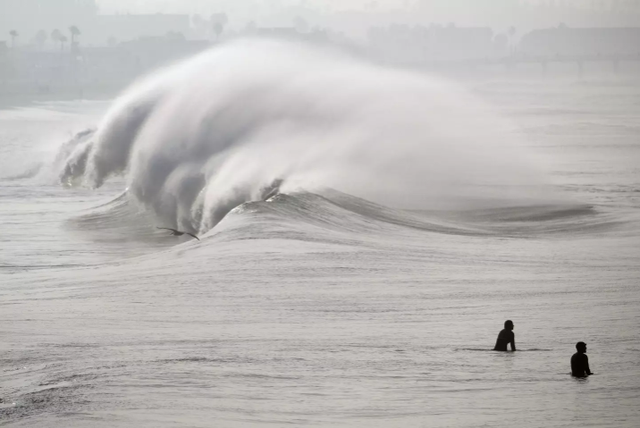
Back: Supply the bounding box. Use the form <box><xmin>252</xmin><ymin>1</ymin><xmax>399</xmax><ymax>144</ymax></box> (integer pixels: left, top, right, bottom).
<box><xmin>96</xmin><ymin>0</ymin><xmax>383</xmax><ymax>14</ymax></box>
<box><xmin>94</xmin><ymin>0</ymin><xmax>618</xmax><ymax>14</ymax></box>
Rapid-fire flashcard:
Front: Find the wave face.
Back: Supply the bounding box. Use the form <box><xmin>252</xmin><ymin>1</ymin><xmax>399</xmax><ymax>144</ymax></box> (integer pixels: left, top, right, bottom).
<box><xmin>59</xmin><ymin>39</ymin><xmax>554</xmax><ymax>234</ymax></box>
<box><xmin>212</xmin><ymin>189</ymin><xmax>616</xmax><ymax>246</ymax></box>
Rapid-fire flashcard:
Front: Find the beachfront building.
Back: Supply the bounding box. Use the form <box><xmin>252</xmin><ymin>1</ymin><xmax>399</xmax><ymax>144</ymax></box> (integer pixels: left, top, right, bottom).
<box><xmin>94</xmin><ymin>14</ymin><xmax>191</xmax><ymax>46</ymax></box>
<box><xmin>520</xmin><ymin>27</ymin><xmax>640</xmax><ymax>56</ymax></box>
<box><xmin>367</xmin><ymin>24</ymin><xmax>499</xmax><ymax>66</ymax></box>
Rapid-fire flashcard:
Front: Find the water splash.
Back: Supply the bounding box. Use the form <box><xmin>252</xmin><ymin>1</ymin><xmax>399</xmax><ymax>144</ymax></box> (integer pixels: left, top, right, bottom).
<box><xmin>59</xmin><ymin>39</ymin><xmax>553</xmax><ymax>234</ymax></box>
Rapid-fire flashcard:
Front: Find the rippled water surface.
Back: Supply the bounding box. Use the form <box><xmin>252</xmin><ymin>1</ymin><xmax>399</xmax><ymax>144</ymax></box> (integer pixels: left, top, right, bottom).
<box><xmin>1</xmin><ymin>79</ymin><xmax>640</xmax><ymax>427</ymax></box>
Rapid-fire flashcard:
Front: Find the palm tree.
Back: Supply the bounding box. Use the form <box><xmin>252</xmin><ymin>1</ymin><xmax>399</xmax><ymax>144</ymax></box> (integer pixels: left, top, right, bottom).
<box><xmin>59</xmin><ymin>35</ymin><xmax>68</xmax><ymax>52</ymax></box>
<box><xmin>9</xmin><ymin>30</ymin><xmax>18</xmax><ymax>48</ymax></box>
<box><xmin>51</xmin><ymin>29</ymin><xmax>61</xmax><ymax>43</ymax></box>
<box><xmin>51</xmin><ymin>29</ymin><xmax>64</xmax><ymax>51</ymax></box>
<box><xmin>69</xmin><ymin>25</ymin><xmax>80</xmax><ymax>44</ymax></box>
<box><xmin>69</xmin><ymin>26</ymin><xmax>81</xmax><ymax>53</ymax></box>
<box><xmin>212</xmin><ymin>22</ymin><xmax>223</xmax><ymax>40</ymax></box>
<box><xmin>211</xmin><ymin>13</ymin><xmax>228</xmax><ymax>41</ymax></box>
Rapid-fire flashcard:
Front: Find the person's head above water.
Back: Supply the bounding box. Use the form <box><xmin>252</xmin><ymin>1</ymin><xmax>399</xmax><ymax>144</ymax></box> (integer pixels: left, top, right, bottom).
<box><xmin>576</xmin><ymin>341</ymin><xmax>587</xmax><ymax>353</ymax></box>
<box><xmin>504</xmin><ymin>320</ymin><xmax>514</xmax><ymax>330</ymax></box>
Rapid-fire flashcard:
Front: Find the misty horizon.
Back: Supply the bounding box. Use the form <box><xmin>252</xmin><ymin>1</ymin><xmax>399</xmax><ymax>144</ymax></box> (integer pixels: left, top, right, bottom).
<box><xmin>93</xmin><ymin>0</ymin><xmax>640</xmax><ymax>30</ymax></box>
<box><xmin>2</xmin><ymin>1</ymin><xmax>640</xmax><ymax>44</ymax></box>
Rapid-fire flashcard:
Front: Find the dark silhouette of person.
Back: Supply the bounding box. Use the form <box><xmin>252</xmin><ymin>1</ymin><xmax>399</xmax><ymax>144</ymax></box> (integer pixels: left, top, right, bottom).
<box><xmin>494</xmin><ymin>320</ymin><xmax>516</xmax><ymax>351</ymax></box>
<box><xmin>571</xmin><ymin>342</ymin><xmax>592</xmax><ymax>377</ymax></box>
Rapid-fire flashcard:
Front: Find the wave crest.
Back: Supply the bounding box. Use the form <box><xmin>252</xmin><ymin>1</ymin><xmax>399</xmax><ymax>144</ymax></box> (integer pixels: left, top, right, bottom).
<box><xmin>58</xmin><ymin>39</ymin><xmax>553</xmax><ymax>234</ymax></box>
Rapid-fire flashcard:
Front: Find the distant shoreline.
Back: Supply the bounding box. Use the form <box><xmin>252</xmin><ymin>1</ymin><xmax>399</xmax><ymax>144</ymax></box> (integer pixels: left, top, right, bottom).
<box><xmin>2</xmin><ymin>68</ymin><xmax>639</xmax><ymax>111</ymax></box>
<box><xmin>0</xmin><ymin>85</ymin><xmax>123</xmax><ymax>109</ymax></box>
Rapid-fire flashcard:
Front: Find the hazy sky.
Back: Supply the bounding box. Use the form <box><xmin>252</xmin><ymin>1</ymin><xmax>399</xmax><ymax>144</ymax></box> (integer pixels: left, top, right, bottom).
<box><xmin>96</xmin><ymin>0</ymin><xmax>388</xmax><ymax>13</ymax></box>
<box><xmin>94</xmin><ymin>0</ymin><xmax>607</xmax><ymax>14</ymax></box>
<box><xmin>94</xmin><ymin>0</ymin><xmax>638</xmax><ymax>32</ymax></box>
<box><xmin>94</xmin><ymin>1</ymin><xmax>592</xmax><ymax>14</ymax></box>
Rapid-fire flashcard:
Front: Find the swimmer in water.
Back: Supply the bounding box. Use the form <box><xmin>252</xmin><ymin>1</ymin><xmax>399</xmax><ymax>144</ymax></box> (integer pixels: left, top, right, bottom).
<box><xmin>494</xmin><ymin>320</ymin><xmax>516</xmax><ymax>351</ymax></box>
<box><xmin>571</xmin><ymin>342</ymin><xmax>593</xmax><ymax>377</ymax></box>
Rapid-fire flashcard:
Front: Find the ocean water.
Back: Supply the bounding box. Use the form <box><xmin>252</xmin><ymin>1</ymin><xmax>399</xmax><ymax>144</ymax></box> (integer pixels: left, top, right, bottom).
<box><xmin>1</xmin><ymin>41</ymin><xmax>639</xmax><ymax>427</ymax></box>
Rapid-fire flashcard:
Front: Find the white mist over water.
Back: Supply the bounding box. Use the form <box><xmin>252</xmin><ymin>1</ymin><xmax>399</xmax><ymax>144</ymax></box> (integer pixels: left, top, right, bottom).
<box><xmin>60</xmin><ymin>39</ymin><xmax>552</xmax><ymax>234</ymax></box>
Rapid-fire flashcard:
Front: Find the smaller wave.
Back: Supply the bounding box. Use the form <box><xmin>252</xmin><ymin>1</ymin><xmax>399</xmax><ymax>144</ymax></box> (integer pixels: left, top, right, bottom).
<box><xmin>227</xmin><ymin>190</ymin><xmax>621</xmax><ymax>241</ymax></box>
<box><xmin>461</xmin><ymin>204</ymin><xmax>595</xmax><ymax>223</ymax></box>
<box><xmin>0</xmin><ymin>163</ymin><xmax>43</xmax><ymax>181</ymax></box>
<box><xmin>54</xmin><ymin>128</ymin><xmax>96</xmax><ymax>187</ymax></box>
<box><xmin>223</xmin><ymin>190</ymin><xmax>490</xmax><ymax>242</ymax></box>
<box><xmin>445</xmin><ymin>203</ymin><xmax>629</xmax><ymax>237</ymax></box>
<box><xmin>65</xmin><ymin>191</ymin><xmax>164</xmax><ymax>244</ymax></box>
<box><xmin>66</xmin><ymin>187</ymin><xmax>631</xmax><ymax>249</ymax></box>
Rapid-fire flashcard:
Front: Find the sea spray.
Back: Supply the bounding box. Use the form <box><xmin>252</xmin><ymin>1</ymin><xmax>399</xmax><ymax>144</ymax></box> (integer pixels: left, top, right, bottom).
<box><xmin>59</xmin><ymin>38</ymin><xmax>552</xmax><ymax>234</ymax></box>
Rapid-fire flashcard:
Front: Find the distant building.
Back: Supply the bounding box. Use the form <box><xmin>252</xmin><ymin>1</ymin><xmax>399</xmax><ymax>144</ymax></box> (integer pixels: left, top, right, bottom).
<box><xmin>94</xmin><ymin>14</ymin><xmax>191</xmax><ymax>45</ymax></box>
<box><xmin>520</xmin><ymin>27</ymin><xmax>640</xmax><ymax>56</ymax></box>
<box><xmin>427</xmin><ymin>26</ymin><xmax>496</xmax><ymax>60</ymax></box>
<box><xmin>368</xmin><ymin>25</ymin><xmax>497</xmax><ymax>65</ymax></box>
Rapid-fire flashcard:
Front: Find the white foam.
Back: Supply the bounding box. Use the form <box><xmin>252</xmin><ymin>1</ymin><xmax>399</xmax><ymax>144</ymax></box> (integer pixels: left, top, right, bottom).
<box><xmin>60</xmin><ymin>38</ymin><xmax>552</xmax><ymax>234</ymax></box>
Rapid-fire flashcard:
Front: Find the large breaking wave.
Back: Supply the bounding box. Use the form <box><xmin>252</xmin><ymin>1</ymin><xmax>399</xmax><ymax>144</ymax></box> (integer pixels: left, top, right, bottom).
<box><xmin>58</xmin><ymin>39</ymin><xmax>556</xmax><ymax>234</ymax></box>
